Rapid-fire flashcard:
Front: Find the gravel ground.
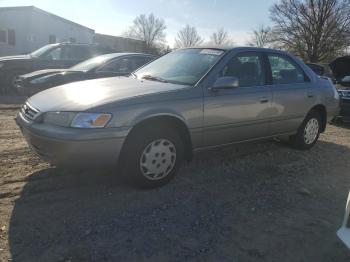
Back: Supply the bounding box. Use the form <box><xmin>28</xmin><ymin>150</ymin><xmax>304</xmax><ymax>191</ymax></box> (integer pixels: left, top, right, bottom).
<box><xmin>0</xmin><ymin>108</ymin><xmax>350</xmax><ymax>262</ymax></box>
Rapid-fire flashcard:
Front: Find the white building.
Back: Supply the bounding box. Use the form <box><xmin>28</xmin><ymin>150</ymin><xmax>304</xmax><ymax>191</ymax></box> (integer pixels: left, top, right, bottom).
<box><xmin>0</xmin><ymin>6</ymin><xmax>95</xmax><ymax>56</ymax></box>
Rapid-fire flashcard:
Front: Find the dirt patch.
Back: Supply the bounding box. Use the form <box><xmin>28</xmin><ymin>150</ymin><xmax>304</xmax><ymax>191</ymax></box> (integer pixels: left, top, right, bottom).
<box><xmin>0</xmin><ymin>109</ymin><xmax>350</xmax><ymax>262</ymax></box>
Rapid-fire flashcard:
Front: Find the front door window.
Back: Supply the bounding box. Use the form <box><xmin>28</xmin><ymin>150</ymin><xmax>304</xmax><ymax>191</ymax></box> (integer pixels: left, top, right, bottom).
<box><xmin>222</xmin><ymin>53</ymin><xmax>265</xmax><ymax>87</ymax></box>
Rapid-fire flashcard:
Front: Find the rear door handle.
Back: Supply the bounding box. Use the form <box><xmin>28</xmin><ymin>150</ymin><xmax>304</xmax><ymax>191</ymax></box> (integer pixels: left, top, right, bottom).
<box><xmin>260</xmin><ymin>97</ymin><xmax>269</xmax><ymax>103</ymax></box>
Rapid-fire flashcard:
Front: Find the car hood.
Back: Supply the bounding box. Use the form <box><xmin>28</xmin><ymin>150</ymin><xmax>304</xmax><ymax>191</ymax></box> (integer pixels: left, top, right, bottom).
<box><xmin>329</xmin><ymin>56</ymin><xmax>350</xmax><ymax>80</ymax></box>
<box><xmin>0</xmin><ymin>54</ymin><xmax>31</xmax><ymax>62</ymax></box>
<box><xmin>28</xmin><ymin>76</ymin><xmax>189</xmax><ymax>112</ymax></box>
<box><xmin>20</xmin><ymin>69</ymin><xmax>77</xmax><ymax>79</ymax></box>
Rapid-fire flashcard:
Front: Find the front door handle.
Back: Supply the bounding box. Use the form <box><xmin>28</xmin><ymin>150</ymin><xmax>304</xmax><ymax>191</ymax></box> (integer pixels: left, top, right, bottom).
<box><xmin>260</xmin><ymin>97</ymin><xmax>269</xmax><ymax>103</ymax></box>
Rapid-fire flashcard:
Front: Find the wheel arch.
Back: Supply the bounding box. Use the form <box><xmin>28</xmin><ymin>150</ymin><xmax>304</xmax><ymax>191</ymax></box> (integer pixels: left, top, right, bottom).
<box><xmin>310</xmin><ymin>104</ymin><xmax>327</xmax><ymax>132</ymax></box>
<box><xmin>122</xmin><ymin>114</ymin><xmax>193</xmax><ymax>162</ymax></box>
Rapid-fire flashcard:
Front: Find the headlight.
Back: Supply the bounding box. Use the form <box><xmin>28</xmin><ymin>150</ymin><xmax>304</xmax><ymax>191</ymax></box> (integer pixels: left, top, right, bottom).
<box><xmin>71</xmin><ymin>113</ymin><xmax>112</xmax><ymax>128</ymax></box>
<box><xmin>43</xmin><ymin>112</ymin><xmax>112</xmax><ymax>128</ymax></box>
<box><xmin>30</xmin><ymin>75</ymin><xmax>51</xmax><ymax>85</ymax></box>
<box><xmin>43</xmin><ymin>112</ymin><xmax>76</xmax><ymax>127</ymax></box>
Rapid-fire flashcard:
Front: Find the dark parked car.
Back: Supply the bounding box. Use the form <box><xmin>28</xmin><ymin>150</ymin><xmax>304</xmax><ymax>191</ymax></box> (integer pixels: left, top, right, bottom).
<box><xmin>0</xmin><ymin>43</ymin><xmax>116</xmax><ymax>93</ymax></box>
<box><xmin>330</xmin><ymin>56</ymin><xmax>350</xmax><ymax>84</ymax></box>
<box><xmin>337</xmin><ymin>77</ymin><xmax>350</xmax><ymax>121</ymax></box>
<box><xmin>307</xmin><ymin>58</ymin><xmax>350</xmax><ymax>120</ymax></box>
<box><xmin>329</xmin><ymin>56</ymin><xmax>350</xmax><ymax>120</ymax></box>
<box><xmin>15</xmin><ymin>53</ymin><xmax>155</xmax><ymax>96</ymax></box>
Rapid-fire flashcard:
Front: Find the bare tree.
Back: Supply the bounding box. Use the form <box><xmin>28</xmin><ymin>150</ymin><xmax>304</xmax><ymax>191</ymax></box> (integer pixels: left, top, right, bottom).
<box><xmin>209</xmin><ymin>28</ymin><xmax>233</xmax><ymax>46</ymax></box>
<box><xmin>124</xmin><ymin>13</ymin><xmax>166</xmax><ymax>50</ymax></box>
<box><xmin>174</xmin><ymin>25</ymin><xmax>203</xmax><ymax>48</ymax></box>
<box><xmin>270</xmin><ymin>0</ymin><xmax>350</xmax><ymax>62</ymax></box>
<box><xmin>247</xmin><ymin>25</ymin><xmax>272</xmax><ymax>48</ymax></box>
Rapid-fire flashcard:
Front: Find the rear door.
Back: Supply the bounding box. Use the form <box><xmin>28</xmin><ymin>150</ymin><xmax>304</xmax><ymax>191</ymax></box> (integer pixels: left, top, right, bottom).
<box><xmin>202</xmin><ymin>51</ymin><xmax>273</xmax><ymax>147</ymax></box>
<box><xmin>267</xmin><ymin>53</ymin><xmax>316</xmax><ymax>135</ymax></box>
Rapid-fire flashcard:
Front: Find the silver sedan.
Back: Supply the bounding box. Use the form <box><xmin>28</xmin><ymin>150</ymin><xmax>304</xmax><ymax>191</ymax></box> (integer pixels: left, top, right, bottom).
<box><xmin>16</xmin><ymin>47</ymin><xmax>340</xmax><ymax>188</ymax></box>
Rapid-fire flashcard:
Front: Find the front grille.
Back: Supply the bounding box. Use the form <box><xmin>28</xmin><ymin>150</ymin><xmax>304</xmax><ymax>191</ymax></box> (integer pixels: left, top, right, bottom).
<box><xmin>21</xmin><ymin>102</ymin><xmax>39</xmax><ymax>121</ymax></box>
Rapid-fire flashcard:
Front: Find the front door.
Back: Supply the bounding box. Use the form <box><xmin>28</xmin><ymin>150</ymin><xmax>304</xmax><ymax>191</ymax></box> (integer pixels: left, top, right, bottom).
<box><xmin>202</xmin><ymin>52</ymin><xmax>272</xmax><ymax>147</ymax></box>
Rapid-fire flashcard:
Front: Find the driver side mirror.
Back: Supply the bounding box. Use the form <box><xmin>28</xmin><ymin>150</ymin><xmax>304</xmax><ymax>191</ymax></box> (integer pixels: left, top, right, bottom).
<box><xmin>210</xmin><ymin>76</ymin><xmax>239</xmax><ymax>91</ymax></box>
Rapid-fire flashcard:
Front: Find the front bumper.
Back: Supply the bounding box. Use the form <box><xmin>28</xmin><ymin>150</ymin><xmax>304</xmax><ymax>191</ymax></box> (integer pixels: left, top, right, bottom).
<box><xmin>337</xmin><ymin>192</ymin><xmax>350</xmax><ymax>249</ymax></box>
<box><xmin>16</xmin><ymin>112</ymin><xmax>129</xmax><ymax>168</ymax></box>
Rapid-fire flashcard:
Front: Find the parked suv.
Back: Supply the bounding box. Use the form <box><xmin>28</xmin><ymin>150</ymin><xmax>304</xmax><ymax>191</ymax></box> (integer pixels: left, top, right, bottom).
<box><xmin>0</xmin><ymin>43</ymin><xmax>115</xmax><ymax>93</ymax></box>
<box><xmin>16</xmin><ymin>47</ymin><xmax>340</xmax><ymax>188</ymax></box>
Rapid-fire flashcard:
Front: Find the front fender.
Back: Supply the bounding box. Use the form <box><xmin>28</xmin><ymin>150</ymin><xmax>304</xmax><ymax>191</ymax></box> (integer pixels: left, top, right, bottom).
<box><xmin>130</xmin><ymin>109</ymin><xmax>187</xmax><ymax>128</ymax></box>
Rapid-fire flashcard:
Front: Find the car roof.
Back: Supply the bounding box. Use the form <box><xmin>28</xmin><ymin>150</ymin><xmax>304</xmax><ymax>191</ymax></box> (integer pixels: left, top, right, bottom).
<box><xmin>180</xmin><ymin>46</ymin><xmax>294</xmax><ymax>54</ymax></box>
<box><xmin>91</xmin><ymin>52</ymin><xmax>155</xmax><ymax>60</ymax></box>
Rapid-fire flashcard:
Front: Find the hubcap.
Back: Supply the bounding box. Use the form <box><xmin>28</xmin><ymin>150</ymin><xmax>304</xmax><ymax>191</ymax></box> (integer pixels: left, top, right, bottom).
<box><xmin>139</xmin><ymin>139</ymin><xmax>176</xmax><ymax>180</ymax></box>
<box><xmin>304</xmin><ymin>118</ymin><xmax>319</xmax><ymax>144</ymax></box>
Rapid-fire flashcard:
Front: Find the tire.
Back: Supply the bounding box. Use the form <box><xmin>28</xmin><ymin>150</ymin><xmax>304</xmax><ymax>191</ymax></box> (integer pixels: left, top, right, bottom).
<box><xmin>120</xmin><ymin>125</ymin><xmax>184</xmax><ymax>189</ymax></box>
<box><xmin>289</xmin><ymin>110</ymin><xmax>321</xmax><ymax>150</ymax></box>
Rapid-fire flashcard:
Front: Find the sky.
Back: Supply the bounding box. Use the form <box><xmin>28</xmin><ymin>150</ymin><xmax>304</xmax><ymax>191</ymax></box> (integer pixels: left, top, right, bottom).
<box><xmin>0</xmin><ymin>0</ymin><xmax>277</xmax><ymax>47</ymax></box>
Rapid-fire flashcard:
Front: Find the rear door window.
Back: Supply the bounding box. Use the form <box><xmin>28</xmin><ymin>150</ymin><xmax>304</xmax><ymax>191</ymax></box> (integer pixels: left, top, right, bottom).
<box><xmin>268</xmin><ymin>54</ymin><xmax>307</xmax><ymax>84</ymax></box>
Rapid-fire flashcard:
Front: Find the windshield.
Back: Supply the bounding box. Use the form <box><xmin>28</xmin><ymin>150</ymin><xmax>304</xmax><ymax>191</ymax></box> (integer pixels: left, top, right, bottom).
<box><xmin>70</xmin><ymin>55</ymin><xmax>114</xmax><ymax>71</ymax></box>
<box><xmin>30</xmin><ymin>45</ymin><xmax>56</xmax><ymax>58</ymax></box>
<box><xmin>134</xmin><ymin>48</ymin><xmax>225</xmax><ymax>85</ymax></box>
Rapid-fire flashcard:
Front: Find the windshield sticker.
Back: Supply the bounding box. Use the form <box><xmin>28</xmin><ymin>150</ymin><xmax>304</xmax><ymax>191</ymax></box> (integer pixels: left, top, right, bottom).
<box><xmin>200</xmin><ymin>49</ymin><xmax>224</xmax><ymax>56</ymax></box>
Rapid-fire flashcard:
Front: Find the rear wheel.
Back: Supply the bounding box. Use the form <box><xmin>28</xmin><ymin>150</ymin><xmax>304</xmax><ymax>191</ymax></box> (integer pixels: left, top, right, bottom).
<box><xmin>121</xmin><ymin>125</ymin><xmax>184</xmax><ymax>189</ymax></box>
<box><xmin>289</xmin><ymin>110</ymin><xmax>321</xmax><ymax>150</ymax></box>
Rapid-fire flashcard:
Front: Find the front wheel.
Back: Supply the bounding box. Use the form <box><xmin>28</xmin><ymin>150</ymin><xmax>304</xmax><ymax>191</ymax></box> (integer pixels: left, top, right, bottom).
<box><xmin>289</xmin><ymin>110</ymin><xmax>321</xmax><ymax>150</ymax></box>
<box><xmin>121</xmin><ymin>126</ymin><xmax>184</xmax><ymax>189</ymax></box>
